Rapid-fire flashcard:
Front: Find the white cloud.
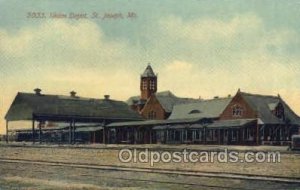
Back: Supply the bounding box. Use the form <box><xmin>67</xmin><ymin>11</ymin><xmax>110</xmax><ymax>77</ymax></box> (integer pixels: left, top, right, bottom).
<box><xmin>157</xmin><ymin>13</ymin><xmax>300</xmax><ymax>109</ymax></box>
<box><xmin>157</xmin><ymin>13</ymin><xmax>300</xmax><ymax>61</ymax></box>
<box><xmin>0</xmin><ymin>19</ymin><xmax>137</xmax><ymax>72</ymax></box>
<box><xmin>159</xmin><ymin>13</ymin><xmax>263</xmax><ymax>43</ymax></box>
<box><xmin>0</xmin><ymin>19</ymin><xmax>142</xmax><ymax>133</ymax></box>
<box><xmin>160</xmin><ymin>56</ymin><xmax>299</xmax><ymax>103</ymax></box>
<box><xmin>0</xmin><ymin>20</ymin><xmax>104</xmax><ymax>55</ymax></box>
<box><xmin>164</xmin><ymin>60</ymin><xmax>193</xmax><ymax>72</ymax></box>
<box><xmin>1</xmin><ymin>13</ymin><xmax>300</xmax><ymax>134</ymax></box>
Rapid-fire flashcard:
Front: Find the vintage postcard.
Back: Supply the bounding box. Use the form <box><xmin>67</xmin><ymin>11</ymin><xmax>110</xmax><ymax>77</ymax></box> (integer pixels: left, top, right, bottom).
<box><xmin>0</xmin><ymin>0</ymin><xmax>300</xmax><ymax>189</ymax></box>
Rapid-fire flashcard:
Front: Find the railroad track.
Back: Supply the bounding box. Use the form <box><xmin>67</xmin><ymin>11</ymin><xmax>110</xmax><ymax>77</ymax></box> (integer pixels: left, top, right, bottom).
<box><xmin>3</xmin><ymin>167</ymin><xmax>247</xmax><ymax>190</ymax></box>
<box><xmin>1</xmin><ymin>157</ymin><xmax>300</xmax><ymax>185</ymax></box>
<box><xmin>2</xmin><ymin>143</ymin><xmax>297</xmax><ymax>155</ymax></box>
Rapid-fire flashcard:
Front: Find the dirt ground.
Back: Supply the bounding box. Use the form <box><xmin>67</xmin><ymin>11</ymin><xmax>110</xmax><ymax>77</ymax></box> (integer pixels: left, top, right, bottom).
<box><xmin>1</xmin><ymin>161</ymin><xmax>299</xmax><ymax>190</ymax></box>
<box><xmin>0</xmin><ymin>143</ymin><xmax>299</xmax><ymax>178</ymax></box>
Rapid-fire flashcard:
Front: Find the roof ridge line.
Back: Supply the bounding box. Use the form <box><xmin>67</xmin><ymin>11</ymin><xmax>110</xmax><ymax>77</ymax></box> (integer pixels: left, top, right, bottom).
<box><xmin>18</xmin><ymin>92</ymin><xmax>121</xmax><ymax>102</ymax></box>
<box><xmin>240</xmin><ymin>92</ymin><xmax>278</xmax><ymax>98</ymax></box>
<box><xmin>202</xmin><ymin>97</ymin><xmax>232</xmax><ymax>101</ymax></box>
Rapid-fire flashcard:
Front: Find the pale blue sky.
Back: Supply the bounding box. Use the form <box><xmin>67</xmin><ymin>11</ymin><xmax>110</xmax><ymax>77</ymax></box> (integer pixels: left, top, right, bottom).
<box><xmin>1</xmin><ymin>0</ymin><xmax>300</xmax><ymax>133</ymax></box>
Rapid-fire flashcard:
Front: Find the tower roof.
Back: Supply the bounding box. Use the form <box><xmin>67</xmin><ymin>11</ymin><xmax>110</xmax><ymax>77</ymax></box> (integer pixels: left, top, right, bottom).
<box><xmin>141</xmin><ymin>65</ymin><xmax>156</xmax><ymax>77</ymax></box>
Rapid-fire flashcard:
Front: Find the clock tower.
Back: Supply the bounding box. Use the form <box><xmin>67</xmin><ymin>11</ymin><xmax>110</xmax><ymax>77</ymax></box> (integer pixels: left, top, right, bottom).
<box><xmin>140</xmin><ymin>64</ymin><xmax>157</xmax><ymax>100</ymax></box>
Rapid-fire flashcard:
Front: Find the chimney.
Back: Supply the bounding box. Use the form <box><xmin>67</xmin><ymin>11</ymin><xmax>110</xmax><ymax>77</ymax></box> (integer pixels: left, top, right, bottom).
<box><xmin>104</xmin><ymin>95</ymin><xmax>110</xmax><ymax>100</ymax></box>
<box><xmin>34</xmin><ymin>88</ymin><xmax>42</xmax><ymax>95</ymax></box>
<box><xmin>70</xmin><ymin>91</ymin><xmax>76</xmax><ymax>97</ymax></box>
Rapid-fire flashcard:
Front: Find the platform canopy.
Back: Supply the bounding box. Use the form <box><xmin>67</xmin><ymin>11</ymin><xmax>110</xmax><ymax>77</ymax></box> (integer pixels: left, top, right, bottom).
<box><xmin>106</xmin><ymin>118</ymin><xmax>203</xmax><ymax>128</ymax></box>
<box><xmin>207</xmin><ymin>119</ymin><xmax>257</xmax><ymax>129</ymax></box>
<box><xmin>75</xmin><ymin>126</ymin><xmax>103</xmax><ymax>132</ymax></box>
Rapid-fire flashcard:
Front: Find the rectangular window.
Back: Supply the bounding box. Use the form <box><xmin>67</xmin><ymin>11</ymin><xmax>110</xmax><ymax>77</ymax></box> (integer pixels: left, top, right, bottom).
<box><xmin>232</xmin><ymin>105</ymin><xmax>243</xmax><ymax>117</ymax></box>
<box><xmin>150</xmin><ymin>80</ymin><xmax>155</xmax><ymax>90</ymax></box>
<box><xmin>148</xmin><ymin>111</ymin><xmax>156</xmax><ymax>119</ymax></box>
<box><xmin>142</xmin><ymin>81</ymin><xmax>147</xmax><ymax>90</ymax></box>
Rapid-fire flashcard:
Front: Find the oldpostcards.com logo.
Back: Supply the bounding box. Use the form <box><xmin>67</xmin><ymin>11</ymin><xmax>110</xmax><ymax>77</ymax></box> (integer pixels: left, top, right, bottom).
<box><xmin>118</xmin><ymin>148</ymin><xmax>281</xmax><ymax>166</ymax></box>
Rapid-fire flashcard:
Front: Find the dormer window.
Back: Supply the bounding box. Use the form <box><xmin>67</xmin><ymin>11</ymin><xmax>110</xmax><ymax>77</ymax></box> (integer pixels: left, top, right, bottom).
<box><xmin>269</xmin><ymin>102</ymin><xmax>285</xmax><ymax>120</ymax></box>
<box><xmin>232</xmin><ymin>105</ymin><xmax>243</xmax><ymax>117</ymax></box>
<box><xmin>275</xmin><ymin>103</ymin><xmax>284</xmax><ymax>119</ymax></box>
<box><xmin>189</xmin><ymin>110</ymin><xmax>201</xmax><ymax>114</ymax></box>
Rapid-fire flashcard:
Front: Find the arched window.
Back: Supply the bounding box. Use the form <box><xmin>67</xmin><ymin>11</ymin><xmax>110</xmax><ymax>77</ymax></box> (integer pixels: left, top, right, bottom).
<box><xmin>189</xmin><ymin>110</ymin><xmax>201</xmax><ymax>114</ymax></box>
<box><xmin>232</xmin><ymin>105</ymin><xmax>243</xmax><ymax>117</ymax></box>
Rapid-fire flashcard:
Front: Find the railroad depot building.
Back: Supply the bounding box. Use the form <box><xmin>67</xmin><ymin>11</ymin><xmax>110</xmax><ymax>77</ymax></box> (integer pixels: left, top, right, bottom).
<box><xmin>5</xmin><ymin>65</ymin><xmax>300</xmax><ymax>145</ymax></box>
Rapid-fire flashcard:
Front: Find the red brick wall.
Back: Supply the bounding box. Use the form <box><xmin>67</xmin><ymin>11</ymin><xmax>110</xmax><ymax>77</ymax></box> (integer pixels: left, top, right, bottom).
<box><xmin>140</xmin><ymin>77</ymin><xmax>157</xmax><ymax>100</ymax></box>
<box><xmin>219</xmin><ymin>93</ymin><xmax>256</xmax><ymax>120</ymax></box>
<box><xmin>140</xmin><ymin>95</ymin><xmax>166</xmax><ymax>120</ymax></box>
<box><xmin>130</xmin><ymin>104</ymin><xmax>139</xmax><ymax>112</ymax></box>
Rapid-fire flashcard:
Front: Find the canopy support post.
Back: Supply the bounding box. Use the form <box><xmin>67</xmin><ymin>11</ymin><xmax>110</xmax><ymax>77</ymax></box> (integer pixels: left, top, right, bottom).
<box><xmin>72</xmin><ymin>120</ymin><xmax>75</xmax><ymax>144</ymax></box>
<box><xmin>102</xmin><ymin>120</ymin><xmax>106</xmax><ymax>144</ymax></box>
<box><xmin>69</xmin><ymin>121</ymin><xmax>72</xmax><ymax>144</ymax></box>
<box><xmin>32</xmin><ymin>119</ymin><xmax>35</xmax><ymax>144</ymax></box>
<box><xmin>149</xmin><ymin>128</ymin><xmax>152</xmax><ymax>144</ymax></box>
<box><xmin>6</xmin><ymin>120</ymin><xmax>8</xmax><ymax>143</ymax></box>
<box><xmin>39</xmin><ymin>121</ymin><xmax>42</xmax><ymax>144</ymax></box>
<box><xmin>256</xmin><ymin>122</ymin><xmax>260</xmax><ymax>145</ymax></box>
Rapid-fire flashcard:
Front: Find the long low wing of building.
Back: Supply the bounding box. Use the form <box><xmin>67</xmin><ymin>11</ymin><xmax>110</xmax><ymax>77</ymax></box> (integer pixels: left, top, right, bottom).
<box><xmin>5</xmin><ymin>89</ymin><xmax>143</xmax><ymax>144</ymax></box>
<box><xmin>5</xmin><ymin>90</ymin><xmax>142</xmax><ymax>122</ymax></box>
<box><xmin>5</xmin><ymin>86</ymin><xmax>300</xmax><ymax>145</ymax></box>
<box><xmin>103</xmin><ymin>90</ymin><xmax>300</xmax><ymax>145</ymax></box>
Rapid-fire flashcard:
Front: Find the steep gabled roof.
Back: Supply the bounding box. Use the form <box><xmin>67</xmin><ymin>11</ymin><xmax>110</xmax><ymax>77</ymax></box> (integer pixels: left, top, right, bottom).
<box><xmin>127</xmin><ymin>91</ymin><xmax>175</xmax><ymax>105</ymax></box>
<box><xmin>5</xmin><ymin>92</ymin><xmax>142</xmax><ymax>121</ymax></box>
<box><xmin>127</xmin><ymin>90</ymin><xmax>199</xmax><ymax>113</ymax></box>
<box><xmin>141</xmin><ymin>65</ymin><xmax>156</xmax><ymax>77</ymax></box>
<box><xmin>155</xmin><ymin>94</ymin><xmax>199</xmax><ymax>113</ymax></box>
<box><xmin>240</xmin><ymin>92</ymin><xmax>300</xmax><ymax>125</ymax></box>
<box><xmin>168</xmin><ymin>97</ymin><xmax>232</xmax><ymax>120</ymax></box>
